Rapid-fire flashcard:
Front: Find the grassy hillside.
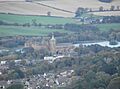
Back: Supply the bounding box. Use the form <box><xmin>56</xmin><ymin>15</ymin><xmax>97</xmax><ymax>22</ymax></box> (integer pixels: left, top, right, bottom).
<box><xmin>0</xmin><ymin>13</ymin><xmax>120</xmax><ymax>37</ymax></box>
<box><xmin>96</xmin><ymin>23</ymin><xmax>120</xmax><ymax>31</ymax></box>
<box><xmin>0</xmin><ymin>13</ymin><xmax>77</xmax><ymax>25</ymax></box>
<box><xmin>0</xmin><ymin>23</ymin><xmax>120</xmax><ymax>37</ymax></box>
<box><xmin>0</xmin><ymin>26</ymin><xmax>70</xmax><ymax>37</ymax></box>
<box><xmin>0</xmin><ymin>13</ymin><xmax>75</xmax><ymax>37</ymax></box>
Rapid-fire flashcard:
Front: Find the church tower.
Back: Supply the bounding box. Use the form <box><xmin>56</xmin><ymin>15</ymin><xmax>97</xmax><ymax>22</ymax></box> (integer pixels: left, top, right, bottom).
<box><xmin>49</xmin><ymin>33</ymin><xmax>56</xmax><ymax>54</ymax></box>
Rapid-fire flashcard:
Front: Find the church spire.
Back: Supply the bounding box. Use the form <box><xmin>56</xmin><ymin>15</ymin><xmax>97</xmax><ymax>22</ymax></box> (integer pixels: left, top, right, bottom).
<box><xmin>51</xmin><ymin>33</ymin><xmax>55</xmax><ymax>40</ymax></box>
<box><xmin>49</xmin><ymin>33</ymin><xmax>56</xmax><ymax>54</ymax></box>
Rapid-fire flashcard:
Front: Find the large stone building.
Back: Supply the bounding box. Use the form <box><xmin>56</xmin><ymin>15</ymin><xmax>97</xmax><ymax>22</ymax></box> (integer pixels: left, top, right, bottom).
<box><xmin>25</xmin><ymin>35</ymin><xmax>76</xmax><ymax>55</ymax></box>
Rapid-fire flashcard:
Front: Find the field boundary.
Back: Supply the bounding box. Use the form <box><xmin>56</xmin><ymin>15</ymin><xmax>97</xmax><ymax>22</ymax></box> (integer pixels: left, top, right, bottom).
<box><xmin>34</xmin><ymin>1</ymin><xmax>75</xmax><ymax>14</ymax></box>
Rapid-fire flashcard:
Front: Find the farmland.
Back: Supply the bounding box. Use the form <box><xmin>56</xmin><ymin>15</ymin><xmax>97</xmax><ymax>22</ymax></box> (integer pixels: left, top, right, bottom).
<box><xmin>0</xmin><ymin>0</ymin><xmax>120</xmax><ymax>17</ymax></box>
<box><xmin>0</xmin><ymin>13</ymin><xmax>77</xmax><ymax>37</ymax></box>
<box><xmin>0</xmin><ymin>13</ymin><xmax>120</xmax><ymax>37</ymax></box>
<box><xmin>0</xmin><ymin>23</ymin><xmax>120</xmax><ymax>37</ymax></box>
<box><xmin>0</xmin><ymin>0</ymin><xmax>120</xmax><ymax>37</ymax></box>
<box><xmin>0</xmin><ymin>25</ymin><xmax>70</xmax><ymax>37</ymax></box>
<box><xmin>0</xmin><ymin>13</ymin><xmax>78</xmax><ymax>25</ymax></box>
<box><xmin>0</xmin><ymin>1</ymin><xmax>74</xmax><ymax>17</ymax></box>
<box><xmin>96</xmin><ymin>23</ymin><xmax>120</xmax><ymax>31</ymax></box>
<box><xmin>0</xmin><ymin>1</ymin><xmax>120</xmax><ymax>89</ymax></box>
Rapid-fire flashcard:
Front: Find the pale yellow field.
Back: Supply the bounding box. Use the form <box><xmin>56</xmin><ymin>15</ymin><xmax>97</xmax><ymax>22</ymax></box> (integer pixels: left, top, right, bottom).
<box><xmin>0</xmin><ymin>1</ymin><xmax>74</xmax><ymax>17</ymax></box>
<box><xmin>91</xmin><ymin>11</ymin><xmax>120</xmax><ymax>16</ymax></box>
<box><xmin>0</xmin><ymin>0</ymin><xmax>120</xmax><ymax>17</ymax></box>
<box><xmin>38</xmin><ymin>0</ymin><xmax>120</xmax><ymax>10</ymax></box>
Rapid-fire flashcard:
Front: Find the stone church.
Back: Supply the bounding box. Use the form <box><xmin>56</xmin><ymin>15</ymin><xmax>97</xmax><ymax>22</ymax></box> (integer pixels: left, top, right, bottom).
<box><xmin>25</xmin><ymin>34</ymin><xmax>75</xmax><ymax>55</ymax></box>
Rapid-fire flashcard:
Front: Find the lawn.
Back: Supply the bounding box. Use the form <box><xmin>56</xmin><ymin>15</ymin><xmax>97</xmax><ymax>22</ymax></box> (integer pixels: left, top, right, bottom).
<box><xmin>96</xmin><ymin>23</ymin><xmax>120</xmax><ymax>31</ymax></box>
<box><xmin>0</xmin><ymin>13</ymin><xmax>77</xmax><ymax>25</ymax></box>
<box><xmin>0</xmin><ymin>26</ymin><xmax>70</xmax><ymax>37</ymax></box>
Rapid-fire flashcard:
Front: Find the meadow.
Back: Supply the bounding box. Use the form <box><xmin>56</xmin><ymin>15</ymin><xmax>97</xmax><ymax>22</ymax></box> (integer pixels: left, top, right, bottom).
<box><xmin>0</xmin><ymin>13</ymin><xmax>120</xmax><ymax>37</ymax></box>
<box><xmin>0</xmin><ymin>13</ymin><xmax>75</xmax><ymax>37</ymax></box>
<box><xmin>0</xmin><ymin>13</ymin><xmax>77</xmax><ymax>25</ymax></box>
<box><xmin>0</xmin><ymin>25</ymin><xmax>70</xmax><ymax>37</ymax></box>
<box><xmin>96</xmin><ymin>23</ymin><xmax>120</xmax><ymax>31</ymax></box>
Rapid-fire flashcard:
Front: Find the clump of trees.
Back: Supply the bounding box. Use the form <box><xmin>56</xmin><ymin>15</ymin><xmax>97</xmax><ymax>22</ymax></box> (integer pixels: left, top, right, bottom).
<box><xmin>107</xmin><ymin>77</ymin><xmax>120</xmax><ymax>89</ymax></box>
<box><xmin>25</xmin><ymin>0</ymin><xmax>32</xmax><ymax>2</ymax></box>
<box><xmin>6</xmin><ymin>84</ymin><xmax>24</xmax><ymax>89</ymax></box>
<box><xmin>98</xmin><ymin>0</ymin><xmax>112</xmax><ymax>3</ymax></box>
<box><xmin>7</xmin><ymin>68</ymin><xmax>25</xmax><ymax>80</ymax></box>
<box><xmin>64</xmin><ymin>23</ymin><xmax>99</xmax><ymax>32</ymax></box>
<box><xmin>75</xmin><ymin>7</ymin><xmax>89</xmax><ymax>17</ymax></box>
<box><xmin>102</xmin><ymin>16</ymin><xmax>120</xmax><ymax>23</ymax></box>
<box><xmin>57</xmin><ymin>46</ymin><xmax>120</xmax><ymax>89</ymax></box>
<box><xmin>99</xmin><ymin>5</ymin><xmax>120</xmax><ymax>12</ymax></box>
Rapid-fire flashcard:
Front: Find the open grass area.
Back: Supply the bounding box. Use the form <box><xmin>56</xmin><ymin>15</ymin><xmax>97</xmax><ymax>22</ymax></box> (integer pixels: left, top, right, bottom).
<box><xmin>96</xmin><ymin>23</ymin><xmax>120</xmax><ymax>31</ymax></box>
<box><xmin>0</xmin><ymin>26</ymin><xmax>70</xmax><ymax>37</ymax></box>
<box><xmin>0</xmin><ymin>23</ymin><xmax>120</xmax><ymax>37</ymax></box>
<box><xmin>0</xmin><ymin>13</ymin><xmax>120</xmax><ymax>37</ymax></box>
<box><xmin>0</xmin><ymin>13</ymin><xmax>77</xmax><ymax>25</ymax></box>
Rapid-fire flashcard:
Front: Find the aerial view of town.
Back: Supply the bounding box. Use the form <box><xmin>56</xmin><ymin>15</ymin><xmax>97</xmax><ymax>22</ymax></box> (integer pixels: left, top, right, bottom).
<box><xmin>0</xmin><ymin>0</ymin><xmax>120</xmax><ymax>89</ymax></box>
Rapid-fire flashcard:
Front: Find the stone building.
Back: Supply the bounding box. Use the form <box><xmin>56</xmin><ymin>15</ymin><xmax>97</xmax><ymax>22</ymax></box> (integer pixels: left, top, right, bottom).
<box><xmin>24</xmin><ymin>35</ymin><xmax>76</xmax><ymax>55</ymax></box>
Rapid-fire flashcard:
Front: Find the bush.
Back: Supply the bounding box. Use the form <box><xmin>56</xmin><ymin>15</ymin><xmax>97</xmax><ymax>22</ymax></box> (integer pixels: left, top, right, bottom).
<box><xmin>6</xmin><ymin>84</ymin><xmax>24</xmax><ymax>89</ymax></box>
<box><xmin>98</xmin><ymin>0</ymin><xmax>112</xmax><ymax>3</ymax></box>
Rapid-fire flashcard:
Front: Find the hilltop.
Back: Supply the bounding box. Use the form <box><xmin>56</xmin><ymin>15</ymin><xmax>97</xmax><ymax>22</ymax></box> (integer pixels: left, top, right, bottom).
<box><xmin>0</xmin><ymin>0</ymin><xmax>120</xmax><ymax>17</ymax></box>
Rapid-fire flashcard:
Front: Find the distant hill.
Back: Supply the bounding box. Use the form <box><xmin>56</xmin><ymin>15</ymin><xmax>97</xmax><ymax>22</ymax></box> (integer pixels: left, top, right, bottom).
<box><xmin>0</xmin><ymin>0</ymin><xmax>120</xmax><ymax>17</ymax></box>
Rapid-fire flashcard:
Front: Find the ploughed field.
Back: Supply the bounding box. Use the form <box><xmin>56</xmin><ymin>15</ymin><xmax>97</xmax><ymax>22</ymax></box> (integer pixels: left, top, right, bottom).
<box><xmin>0</xmin><ymin>0</ymin><xmax>120</xmax><ymax>17</ymax></box>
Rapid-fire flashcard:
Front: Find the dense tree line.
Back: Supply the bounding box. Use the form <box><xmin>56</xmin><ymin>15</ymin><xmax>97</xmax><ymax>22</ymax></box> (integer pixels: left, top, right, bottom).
<box><xmin>64</xmin><ymin>23</ymin><xmax>99</xmax><ymax>32</ymax></box>
<box><xmin>75</xmin><ymin>7</ymin><xmax>89</xmax><ymax>17</ymax></box>
<box><xmin>102</xmin><ymin>16</ymin><xmax>120</xmax><ymax>23</ymax></box>
<box><xmin>98</xmin><ymin>0</ymin><xmax>112</xmax><ymax>3</ymax></box>
<box><xmin>56</xmin><ymin>46</ymin><xmax>120</xmax><ymax>89</ymax></box>
<box><xmin>6</xmin><ymin>84</ymin><xmax>24</xmax><ymax>89</ymax></box>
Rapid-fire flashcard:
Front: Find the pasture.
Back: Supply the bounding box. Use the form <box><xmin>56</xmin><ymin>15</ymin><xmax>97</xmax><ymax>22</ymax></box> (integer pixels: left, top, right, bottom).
<box><xmin>0</xmin><ymin>13</ymin><xmax>77</xmax><ymax>25</ymax></box>
<box><xmin>0</xmin><ymin>25</ymin><xmax>70</xmax><ymax>37</ymax></box>
<box><xmin>96</xmin><ymin>23</ymin><xmax>120</xmax><ymax>31</ymax></box>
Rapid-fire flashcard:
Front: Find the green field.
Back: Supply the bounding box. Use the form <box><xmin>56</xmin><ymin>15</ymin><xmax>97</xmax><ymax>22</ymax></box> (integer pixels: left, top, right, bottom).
<box><xmin>96</xmin><ymin>23</ymin><xmax>120</xmax><ymax>31</ymax></box>
<box><xmin>0</xmin><ymin>13</ymin><xmax>77</xmax><ymax>25</ymax></box>
<box><xmin>0</xmin><ymin>23</ymin><xmax>120</xmax><ymax>37</ymax></box>
<box><xmin>0</xmin><ymin>13</ymin><xmax>120</xmax><ymax>37</ymax></box>
<box><xmin>0</xmin><ymin>26</ymin><xmax>70</xmax><ymax>37</ymax></box>
<box><xmin>0</xmin><ymin>13</ymin><xmax>75</xmax><ymax>37</ymax></box>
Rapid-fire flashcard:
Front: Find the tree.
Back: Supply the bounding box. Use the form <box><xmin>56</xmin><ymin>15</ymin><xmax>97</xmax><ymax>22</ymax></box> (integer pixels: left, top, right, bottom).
<box><xmin>116</xmin><ymin>6</ymin><xmax>120</xmax><ymax>11</ymax></box>
<box><xmin>99</xmin><ymin>6</ymin><xmax>104</xmax><ymax>11</ymax></box>
<box><xmin>95</xmin><ymin>72</ymin><xmax>111</xmax><ymax>88</ymax></box>
<box><xmin>107</xmin><ymin>77</ymin><xmax>120</xmax><ymax>89</ymax></box>
<box><xmin>25</xmin><ymin>0</ymin><xmax>32</xmax><ymax>2</ymax></box>
<box><xmin>47</xmin><ymin>11</ymin><xmax>51</xmax><ymax>16</ymax></box>
<box><xmin>109</xmin><ymin>32</ymin><xmax>118</xmax><ymax>45</ymax></box>
<box><xmin>98</xmin><ymin>0</ymin><xmax>112</xmax><ymax>3</ymax></box>
<box><xmin>75</xmin><ymin>7</ymin><xmax>87</xmax><ymax>17</ymax></box>
<box><xmin>85</xmin><ymin>70</ymin><xmax>96</xmax><ymax>82</ymax></box>
<box><xmin>7</xmin><ymin>69</ymin><xmax>25</xmax><ymax>79</ymax></box>
<box><xmin>32</xmin><ymin>19</ymin><xmax>37</xmax><ymax>26</ymax></box>
<box><xmin>6</xmin><ymin>84</ymin><xmax>24</xmax><ymax>89</ymax></box>
<box><xmin>110</xmin><ymin>6</ymin><xmax>115</xmax><ymax>11</ymax></box>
